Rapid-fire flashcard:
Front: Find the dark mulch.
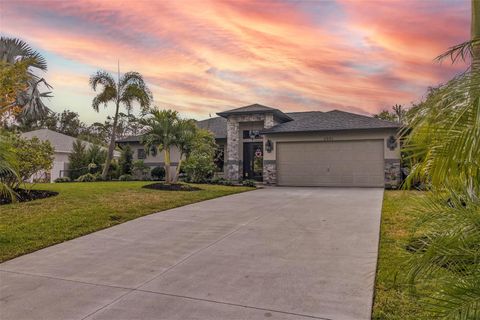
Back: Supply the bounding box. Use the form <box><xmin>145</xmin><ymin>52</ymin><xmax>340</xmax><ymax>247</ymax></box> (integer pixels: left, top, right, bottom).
<box><xmin>0</xmin><ymin>188</ymin><xmax>59</xmax><ymax>205</ymax></box>
<box><xmin>142</xmin><ymin>183</ymin><xmax>201</xmax><ymax>191</ymax></box>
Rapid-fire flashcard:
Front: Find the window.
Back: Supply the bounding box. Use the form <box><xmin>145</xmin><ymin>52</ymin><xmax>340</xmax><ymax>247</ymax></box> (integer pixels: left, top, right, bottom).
<box><xmin>137</xmin><ymin>148</ymin><xmax>146</xmax><ymax>159</ymax></box>
<box><xmin>243</xmin><ymin>130</ymin><xmax>261</xmax><ymax>139</ymax></box>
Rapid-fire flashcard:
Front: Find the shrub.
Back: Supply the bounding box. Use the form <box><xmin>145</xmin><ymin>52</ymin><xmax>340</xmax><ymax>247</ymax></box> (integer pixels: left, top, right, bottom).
<box><xmin>10</xmin><ymin>135</ymin><xmax>54</xmax><ymax>182</ymax></box>
<box><xmin>132</xmin><ymin>160</ymin><xmax>151</xmax><ymax>180</ymax></box>
<box><xmin>183</xmin><ymin>129</ymin><xmax>216</xmax><ymax>183</ymax></box>
<box><xmin>151</xmin><ymin>166</ymin><xmax>165</xmax><ymax>181</ymax></box>
<box><xmin>76</xmin><ymin>173</ymin><xmax>96</xmax><ymax>182</ymax></box>
<box><xmin>119</xmin><ymin>145</ymin><xmax>133</xmax><ymax>175</ymax></box>
<box><xmin>69</xmin><ymin>140</ymin><xmax>88</xmax><ymax>180</ymax></box>
<box><xmin>54</xmin><ymin>177</ymin><xmax>71</xmax><ymax>183</ymax></box>
<box><xmin>119</xmin><ymin>174</ymin><xmax>133</xmax><ymax>181</ymax></box>
<box><xmin>242</xmin><ymin>179</ymin><xmax>257</xmax><ymax>187</ymax></box>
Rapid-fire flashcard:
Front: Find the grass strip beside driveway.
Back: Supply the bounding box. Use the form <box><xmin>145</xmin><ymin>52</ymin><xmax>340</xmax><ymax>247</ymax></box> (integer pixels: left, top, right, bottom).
<box><xmin>0</xmin><ymin>181</ymin><xmax>253</xmax><ymax>262</ymax></box>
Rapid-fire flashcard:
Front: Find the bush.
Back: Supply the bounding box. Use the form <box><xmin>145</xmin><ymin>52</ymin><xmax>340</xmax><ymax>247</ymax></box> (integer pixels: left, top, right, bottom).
<box><xmin>242</xmin><ymin>179</ymin><xmax>257</xmax><ymax>187</ymax></box>
<box><xmin>119</xmin><ymin>145</ymin><xmax>133</xmax><ymax>175</ymax></box>
<box><xmin>119</xmin><ymin>174</ymin><xmax>133</xmax><ymax>181</ymax></box>
<box><xmin>54</xmin><ymin>177</ymin><xmax>71</xmax><ymax>183</ymax></box>
<box><xmin>75</xmin><ymin>173</ymin><xmax>96</xmax><ymax>182</ymax></box>
<box><xmin>132</xmin><ymin>160</ymin><xmax>151</xmax><ymax>180</ymax></box>
<box><xmin>151</xmin><ymin>166</ymin><xmax>165</xmax><ymax>181</ymax></box>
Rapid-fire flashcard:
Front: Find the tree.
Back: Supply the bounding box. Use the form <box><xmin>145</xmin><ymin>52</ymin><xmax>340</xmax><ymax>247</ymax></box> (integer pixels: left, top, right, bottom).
<box><xmin>85</xmin><ymin>144</ymin><xmax>107</xmax><ymax>174</ymax></box>
<box><xmin>89</xmin><ymin>68</ymin><xmax>152</xmax><ymax>179</ymax></box>
<box><xmin>173</xmin><ymin>118</ymin><xmax>197</xmax><ymax>181</ymax></box>
<box><xmin>141</xmin><ymin>109</ymin><xmax>179</xmax><ymax>183</ymax></box>
<box><xmin>402</xmin><ymin>1</ymin><xmax>480</xmax><ymax>317</ymax></box>
<box><xmin>374</xmin><ymin>104</ymin><xmax>407</xmax><ymax>124</ymax></box>
<box><xmin>0</xmin><ymin>132</ymin><xmax>19</xmax><ymax>201</ymax></box>
<box><xmin>183</xmin><ymin>129</ymin><xmax>217</xmax><ymax>183</ymax></box>
<box><xmin>0</xmin><ymin>37</ymin><xmax>52</xmax><ymax>119</ymax></box>
<box><xmin>11</xmin><ymin>135</ymin><xmax>54</xmax><ymax>183</ymax></box>
<box><xmin>68</xmin><ymin>140</ymin><xmax>88</xmax><ymax>180</ymax></box>
<box><xmin>119</xmin><ymin>145</ymin><xmax>133</xmax><ymax>175</ymax></box>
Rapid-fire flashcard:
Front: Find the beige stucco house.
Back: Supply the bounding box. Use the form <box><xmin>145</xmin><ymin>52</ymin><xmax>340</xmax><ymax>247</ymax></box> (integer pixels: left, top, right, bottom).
<box><xmin>118</xmin><ymin>104</ymin><xmax>401</xmax><ymax>188</ymax></box>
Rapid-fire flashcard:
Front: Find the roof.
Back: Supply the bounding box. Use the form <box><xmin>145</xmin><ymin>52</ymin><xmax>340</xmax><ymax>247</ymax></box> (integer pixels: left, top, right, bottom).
<box><xmin>196</xmin><ymin>116</ymin><xmax>227</xmax><ymax>139</ymax></box>
<box><xmin>21</xmin><ymin>129</ymin><xmax>120</xmax><ymax>157</ymax></box>
<box><xmin>262</xmin><ymin>110</ymin><xmax>399</xmax><ymax>134</ymax></box>
<box><xmin>217</xmin><ymin>103</ymin><xmax>292</xmax><ymax>122</ymax></box>
<box><xmin>116</xmin><ymin>135</ymin><xmax>143</xmax><ymax>143</ymax></box>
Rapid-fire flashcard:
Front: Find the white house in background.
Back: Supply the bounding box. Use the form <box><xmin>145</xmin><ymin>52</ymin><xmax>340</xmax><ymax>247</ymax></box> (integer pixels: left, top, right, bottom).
<box><xmin>21</xmin><ymin>129</ymin><xmax>119</xmax><ymax>182</ymax></box>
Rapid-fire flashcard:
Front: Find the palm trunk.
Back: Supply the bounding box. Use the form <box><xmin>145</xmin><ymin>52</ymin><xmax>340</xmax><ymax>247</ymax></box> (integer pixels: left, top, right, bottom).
<box><xmin>173</xmin><ymin>155</ymin><xmax>183</xmax><ymax>183</ymax></box>
<box><xmin>472</xmin><ymin>0</ymin><xmax>480</xmax><ymax>71</ymax></box>
<box><xmin>164</xmin><ymin>147</ymin><xmax>171</xmax><ymax>183</ymax></box>
<box><xmin>102</xmin><ymin>100</ymin><xmax>120</xmax><ymax>179</ymax></box>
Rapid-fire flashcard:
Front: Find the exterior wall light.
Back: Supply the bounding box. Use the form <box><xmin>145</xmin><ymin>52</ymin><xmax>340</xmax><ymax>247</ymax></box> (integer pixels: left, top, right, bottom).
<box><xmin>265</xmin><ymin>139</ymin><xmax>274</xmax><ymax>153</ymax></box>
<box><xmin>387</xmin><ymin>135</ymin><xmax>397</xmax><ymax>151</ymax></box>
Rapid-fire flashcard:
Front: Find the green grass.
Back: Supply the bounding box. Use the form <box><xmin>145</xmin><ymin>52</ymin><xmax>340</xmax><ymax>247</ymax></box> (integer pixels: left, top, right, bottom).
<box><xmin>373</xmin><ymin>190</ymin><xmax>437</xmax><ymax>319</ymax></box>
<box><xmin>0</xmin><ymin>181</ymin><xmax>253</xmax><ymax>262</ymax></box>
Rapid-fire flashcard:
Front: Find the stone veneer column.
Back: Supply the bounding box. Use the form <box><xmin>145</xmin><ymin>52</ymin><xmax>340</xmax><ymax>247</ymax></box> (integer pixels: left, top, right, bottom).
<box><xmin>226</xmin><ymin>117</ymin><xmax>240</xmax><ymax>180</ymax></box>
<box><xmin>384</xmin><ymin>159</ymin><xmax>401</xmax><ymax>189</ymax></box>
<box><xmin>263</xmin><ymin>113</ymin><xmax>277</xmax><ymax>185</ymax></box>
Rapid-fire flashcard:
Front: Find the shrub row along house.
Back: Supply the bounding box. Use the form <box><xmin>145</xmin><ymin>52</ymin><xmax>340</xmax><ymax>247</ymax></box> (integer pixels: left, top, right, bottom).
<box><xmin>117</xmin><ymin>104</ymin><xmax>401</xmax><ymax>188</ymax></box>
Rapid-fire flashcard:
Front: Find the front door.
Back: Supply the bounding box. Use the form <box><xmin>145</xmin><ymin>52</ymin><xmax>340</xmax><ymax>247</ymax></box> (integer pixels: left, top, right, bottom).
<box><xmin>243</xmin><ymin>142</ymin><xmax>263</xmax><ymax>181</ymax></box>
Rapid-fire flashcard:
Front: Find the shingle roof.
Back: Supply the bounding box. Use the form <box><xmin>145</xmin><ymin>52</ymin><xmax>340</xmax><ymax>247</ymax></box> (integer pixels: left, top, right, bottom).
<box><xmin>116</xmin><ymin>135</ymin><xmax>143</xmax><ymax>143</ymax></box>
<box><xmin>262</xmin><ymin>110</ymin><xmax>399</xmax><ymax>134</ymax></box>
<box><xmin>196</xmin><ymin>116</ymin><xmax>227</xmax><ymax>139</ymax></box>
<box><xmin>217</xmin><ymin>103</ymin><xmax>292</xmax><ymax>122</ymax></box>
<box><xmin>21</xmin><ymin>129</ymin><xmax>120</xmax><ymax>157</ymax></box>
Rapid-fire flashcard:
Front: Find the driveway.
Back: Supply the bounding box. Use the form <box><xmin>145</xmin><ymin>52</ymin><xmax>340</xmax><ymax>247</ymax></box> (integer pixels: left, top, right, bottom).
<box><xmin>0</xmin><ymin>187</ymin><xmax>384</xmax><ymax>320</ymax></box>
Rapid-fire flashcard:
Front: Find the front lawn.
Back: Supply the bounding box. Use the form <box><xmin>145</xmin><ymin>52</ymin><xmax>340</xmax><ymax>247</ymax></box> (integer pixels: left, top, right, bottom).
<box><xmin>373</xmin><ymin>190</ymin><xmax>437</xmax><ymax>319</ymax></box>
<box><xmin>0</xmin><ymin>182</ymin><xmax>253</xmax><ymax>262</ymax></box>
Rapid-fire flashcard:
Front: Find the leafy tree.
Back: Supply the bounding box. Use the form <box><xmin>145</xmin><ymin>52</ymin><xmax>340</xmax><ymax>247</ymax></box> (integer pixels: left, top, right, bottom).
<box><xmin>0</xmin><ymin>132</ymin><xmax>19</xmax><ymax>200</ymax></box>
<box><xmin>174</xmin><ymin>118</ymin><xmax>197</xmax><ymax>181</ymax></box>
<box><xmin>402</xmin><ymin>1</ymin><xmax>480</xmax><ymax>317</ymax></box>
<box><xmin>183</xmin><ymin>129</ymin><xmax>216</xmax><ymax>183</ymax></box>
<box><xmin>374</xmin><ymin>104</ymin><xmax>408</xmax><ymax>124</ymax></box>
<box><xmin>68</xmin><ymin>140</ymin><xmax>88</xmax><ymax>180</ymax></box>
<box><xmin>141</xmin><ymin>109</ymin><xmax>180</xmax><ymax>183</ymax></box>
<box><xmin>89</xmin><ymin>69</ymin><xmax>152</xmax><ymax>179</ymax></box>
<box><xmin>0</xmin><ymin>59</ymin><xmax>30</xmax><ymax>114</ymax></box>
<box><xmin>0</xmin><ymin>37</ymin><xmax>52</xmax><ymax>119</ymax></box>
<box><xmin>11</xmin><ymin>135</ymin><xmax>54</xmax><ymax>183</ymax></box>
<box><xmin>119</xmin><ymin>145</ymin><xmax>133</xmax><ymax>175</ymax></box>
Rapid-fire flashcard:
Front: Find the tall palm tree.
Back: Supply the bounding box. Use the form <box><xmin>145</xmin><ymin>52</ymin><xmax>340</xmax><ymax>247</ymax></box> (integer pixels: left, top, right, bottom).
<box><xmin>89</xmin><ymin>69</ymin><xmax>152</xmax><ymax>179</ymax></box>
<box><xmin>0</xmin><ymin>37</ymin><xmax>52</xmax><ymax>119</ymax></box>
<box><xmin>141</xmin><ymin>109</ymin><xmax>180</xmax><ymax>183</ymax></box>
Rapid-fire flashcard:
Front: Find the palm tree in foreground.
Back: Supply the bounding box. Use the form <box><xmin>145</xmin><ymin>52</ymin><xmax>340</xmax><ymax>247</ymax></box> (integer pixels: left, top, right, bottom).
<box><xmin>141</xmin><ymin>109</ymin><xmax>180</xmax><ymax>184</ymax></box>
<box><xmin>89</xmin><ymin>68</ymin><xmax>152</xmax><ymax>179</ymax></box>
<box><xmin>0</xmin><ymin>37</ymin><xmax>52</xmax><ymax>119</ymax></box>
<box><xmin>402</xmin><ymin>1</ymin><xmax>480</xmax><ymax>318</ymax></box>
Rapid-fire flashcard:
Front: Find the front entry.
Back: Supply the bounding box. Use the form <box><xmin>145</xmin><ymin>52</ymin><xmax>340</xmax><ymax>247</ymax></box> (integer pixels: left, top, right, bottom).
<box><xmin>243</xmin><ymin>142</ymin><xmax>263</xmax><ymax>181</ymax></box>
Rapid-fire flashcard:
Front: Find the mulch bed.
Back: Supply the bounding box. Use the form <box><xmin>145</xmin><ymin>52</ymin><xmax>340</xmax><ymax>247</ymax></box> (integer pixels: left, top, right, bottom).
<box><xmin>0</xmin><ymin>189</ymin><xmax>58</xmax><ymax>205</ymax></box>
<box><xmin>142</xmin><ymin>183</ymin><xmax>201</xmax><ymax>191</ymax></box>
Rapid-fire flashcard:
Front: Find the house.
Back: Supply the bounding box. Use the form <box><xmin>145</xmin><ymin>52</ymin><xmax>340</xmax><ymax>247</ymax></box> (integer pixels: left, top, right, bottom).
<box><xmin>21</xmin><ymin>129</ymin><xmax>119</xmax><ymax>182</ymax></box>
<box><xmin>118</xmin><ymin>104</ymin><xmax>401</xmax><ymax>188</ymax></box>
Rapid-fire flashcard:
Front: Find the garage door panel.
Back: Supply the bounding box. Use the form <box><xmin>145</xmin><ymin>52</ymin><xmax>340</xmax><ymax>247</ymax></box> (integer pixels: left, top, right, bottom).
<box><xmin>277</xmin><ymin>140</ymin><xmax>384</xmax><ymax>187</ymax></box>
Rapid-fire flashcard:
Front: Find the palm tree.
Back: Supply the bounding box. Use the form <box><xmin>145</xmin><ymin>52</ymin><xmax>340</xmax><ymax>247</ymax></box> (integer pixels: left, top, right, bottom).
<box><xmin>173</xmin><ymin>119</ymin><xmax>197</xmax><ymax>182</ymax></box>
<box><xmin>141</xmin><ymin>109</ymin><xmax>180</xmax><ymax>183</ymax></box>
<box><xmin>89</xmin><ymin>69</ymin><xmax>152</xmax><ymax>179</ymax></box>
<box><xmin>0</xmin><ymin>37</ymin><xmax>52</xmax><ymax>119</ymax></box>
<box><xmin>402</xmin><ymin>1</ymin><xmax>480</xmax><ymax>317</ymax></box>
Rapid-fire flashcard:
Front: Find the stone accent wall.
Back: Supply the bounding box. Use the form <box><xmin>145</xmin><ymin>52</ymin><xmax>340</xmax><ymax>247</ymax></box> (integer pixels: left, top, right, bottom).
<box><xmin>263</xmin><ymin>160</ymin><xmax>277</xmax><ymax>184</ymax></box>
<box><xmin>264</xmin><ymin>113</ymin><xmax>277</xmax><ymax>129</ymax></box>
<box><xmin>384</xmin><ymin>159</ymin><xmax>401</xmax><ymax>189</ymax></box>
<box><xmin>226</xmin><ymin>118</ymin><xmax>240</xmax><ymax>180</ymax></box>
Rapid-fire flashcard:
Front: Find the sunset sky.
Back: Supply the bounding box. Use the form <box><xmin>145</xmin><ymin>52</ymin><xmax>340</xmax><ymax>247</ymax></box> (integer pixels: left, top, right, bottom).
<box><xmin>0</xmin><ymin>0</ymin><xmax>471</xmax><ymax>123</ymax></box>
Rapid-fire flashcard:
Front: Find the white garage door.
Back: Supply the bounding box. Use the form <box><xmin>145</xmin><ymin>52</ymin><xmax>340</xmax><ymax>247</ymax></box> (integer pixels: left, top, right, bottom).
<box><xmin>277</xmin><ymin>140</ymin><xmax>385</xmax><ymax>187</ymax></box>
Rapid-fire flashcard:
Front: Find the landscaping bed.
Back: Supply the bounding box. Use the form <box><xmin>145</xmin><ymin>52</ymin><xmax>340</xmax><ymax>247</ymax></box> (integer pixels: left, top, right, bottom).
<box><xmin>0</xmin><ymin>188</ymin><xmax>58</xmax><ymax>205</ymax></box>
<box><xmin>142</xmin><ymin>183</ymin><xmax>201</xmax><ymax>191</ymax></box>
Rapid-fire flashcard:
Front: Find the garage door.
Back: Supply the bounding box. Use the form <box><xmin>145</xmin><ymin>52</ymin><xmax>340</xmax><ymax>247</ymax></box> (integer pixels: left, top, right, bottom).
<box><xmin>277</xmin><ymin>140</ymin><xmax>384</xmax><ymax>187</ymax></box>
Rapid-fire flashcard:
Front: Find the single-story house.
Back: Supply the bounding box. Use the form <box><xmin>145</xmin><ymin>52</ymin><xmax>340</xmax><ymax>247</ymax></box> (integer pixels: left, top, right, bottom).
<box><xmin>21</xmin><ymin>129</ymin><xmax>119</xmax><ymax>182</ymax></box>
<box><xmin>117</xmin><ymin>104</ymin><xmax>401</xmax><ymax>188</ymax></box>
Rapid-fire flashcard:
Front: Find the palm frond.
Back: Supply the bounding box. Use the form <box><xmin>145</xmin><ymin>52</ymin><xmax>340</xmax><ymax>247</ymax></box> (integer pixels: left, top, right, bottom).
<box><xmin>0</xmin><ymin>37</ymin><xmax>47</xmax><ymax>71</ymax></box>
<box><xmin>435</xmin><ymin>39</ymin><xmax>480</xmax><ymax>64</ymax></box>
<box><xmin>119</xmin><ymin>72</ymin><xmax>152</xmax><ymax>111</ymax></box>
<box><xmin>89</xmin><ymin>71</ymin><xmax>116</xmax><ymax>92</ymax></box>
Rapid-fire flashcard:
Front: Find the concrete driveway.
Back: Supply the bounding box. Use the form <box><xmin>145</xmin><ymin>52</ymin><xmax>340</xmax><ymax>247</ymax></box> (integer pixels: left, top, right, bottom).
<box><xmin>0</xmin><ymin>187</ymin><xmax>384</xmax><ymax>320</ymax></box>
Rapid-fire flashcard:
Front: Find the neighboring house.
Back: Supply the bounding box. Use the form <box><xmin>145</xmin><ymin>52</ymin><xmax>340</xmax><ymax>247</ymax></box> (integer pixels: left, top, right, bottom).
<box><xmin>118</xmin><ymin>103</ymin><xmax>401</xmax><ymax>188</ymax></box>
<box><xmin>21</xmin><ymin>129</ymin><xmax>119</xmax><ymax>182</ymax></box>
